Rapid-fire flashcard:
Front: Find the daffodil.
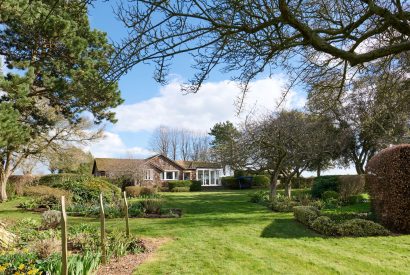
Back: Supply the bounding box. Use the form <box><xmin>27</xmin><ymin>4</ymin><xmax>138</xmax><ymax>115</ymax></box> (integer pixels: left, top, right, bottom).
<box><xmin>18</xmin><ymin>263</ymin><xmax>25</xmax><ymax>270</ymax></box>
<box><xmin>0</xmin><ymin>265</ymin><xmax>6</xmax><ymax>272</ymax></box>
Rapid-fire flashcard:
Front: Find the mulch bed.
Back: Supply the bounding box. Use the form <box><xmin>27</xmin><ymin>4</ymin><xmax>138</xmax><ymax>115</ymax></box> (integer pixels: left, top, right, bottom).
<box><xmin>96</xmin><ymin>237</ymin><xmax>171</xmax><ymax>275</ymax></box>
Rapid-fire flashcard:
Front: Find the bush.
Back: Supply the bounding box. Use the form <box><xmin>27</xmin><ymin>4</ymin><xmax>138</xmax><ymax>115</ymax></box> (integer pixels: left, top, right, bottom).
<box><xmin>322</xmin><ymin>190</ymin><xmax>339</xmax><ymax>201</ymax></box>
<box><xmin>168</xmin><ymin>180</ymin><xmax>192</xmax><ymax>191</ymax></box>
<box><xmin>336</xmin><ymin>219</ymin><xmax>390</xmax><ymax>237</ymax></box>
<box><xmin>125</xmin><ymin>186</ymin><xmax>141</xmax><ymax>197</ymax></box>
<box><xmin>311</xmin><ymin>176</ymin><xmax>339</xmax><ymax>199</ymax></box>
<box><xmin>171</xmin><ymin>187</ymin><xmax>190</xmax><ymax>192</ymax></box>
<box><xmin>189</xmin><ymin>180</ymin><xmax>202</xmax><ymax>191</ymax></box>
<box><xmin>128</xmin><ymin>202</ymin><xmax>143</xmax><ymax>217</ymax></box>
<box><xmin>252</xmin><ymin>175</ymin><xmax>270</xmax><ymax>188</ymax></box>
<box><xmin>221</xmin><ymin>176</ymin><xmax>238</xmax><ymax>189</ymax></box>
<box><xmin>338</xmin><ymin>175</ymin><xmax>366</xmax><ymax>201</ymax></box>
<box><xmin>140</xmin><ymin>198</ymin><xmax>163</xmax><ymax>214</ymax></box>
<box><xmin>38</xmin><ymin>174</ymin><xmax>120</xmax><ymax>204</ymax></box>
<box><xmin>271</xmin><ymin>195</ymin><xmax>299</xmax><ymax>212</ymax></box>
<box><xmin>23</xmin><ymin>185</ymin><xmax>72</xmax><ymax>206</ymax></box>
<box><xmin>310</xmin><ymin>216</ymin><xmax>337</xmax><ymax>236</ymax></box>
<box><xmin>293</xmin><ymin>206</ymin><xmax>320</xmax><ymax>226</ymax></box>
<box><xmin>366</xmin><ymin>145</ymin><xmax>410</xmax><ymax>233</ymax></box>
<box><xmin>249</xmin><ymin>190</ymin><xmax>269</xmax><ymax>204</ymax></box>
<box><xmin>346</xmin><ymin>194</ymin><xmax>368</xmax><ymax>205</ymax></box>
<box><xmin>140</xmin><ymin>187</ymin><xmax>157</xmax><ymax>196</ymax></box>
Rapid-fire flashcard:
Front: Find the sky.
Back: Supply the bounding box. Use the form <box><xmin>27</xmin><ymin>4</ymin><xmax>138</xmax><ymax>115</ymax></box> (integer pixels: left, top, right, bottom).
<box><xmin>84</xmin><ymin>1</ymin><xmax>356</xmax><ymax>175</ymax></box>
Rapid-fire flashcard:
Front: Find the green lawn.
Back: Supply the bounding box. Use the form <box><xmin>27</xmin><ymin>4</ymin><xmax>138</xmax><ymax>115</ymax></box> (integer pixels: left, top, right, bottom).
<box><xmin>1</xmin><ymin>190</ymin><xmax>410</xmax><ymax>274</ymax></box>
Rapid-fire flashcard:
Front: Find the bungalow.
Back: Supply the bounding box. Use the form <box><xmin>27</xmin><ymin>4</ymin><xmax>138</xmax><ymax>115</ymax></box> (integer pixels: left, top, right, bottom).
<box><xmin>92</xmin><ymin>154</ymin><xmax>229</xmax><ymax>187</ymax></box>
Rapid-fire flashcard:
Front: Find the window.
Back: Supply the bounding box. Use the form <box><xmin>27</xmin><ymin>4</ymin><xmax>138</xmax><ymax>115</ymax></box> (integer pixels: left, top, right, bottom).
<box><xmin>183</xmin><ymin>172</ymin><xmax>191</xmax><ymax>180</ymax></box>
<box><xmin>196</xmin><ymin>169</ymin><xmax>222</xmax><ymax>186</ymax></box>
<box><xmin>144</xmin><ymin>169</ymin><xmax>153</xmax><ymax>180</ymax></box>
<box><xmin>163</xmin><ymin>170</ymin><xmax>179</xmax><ymax>180</ymax></box>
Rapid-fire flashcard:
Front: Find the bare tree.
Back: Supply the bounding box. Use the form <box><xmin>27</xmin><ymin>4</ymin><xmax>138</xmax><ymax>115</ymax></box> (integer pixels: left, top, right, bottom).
<box><xmin>179</xmin><ymin>129</ymin><xmax>192</xmax><ymax>161</ymax></box>
<box><xmin>113</xmin><ymin>0</ymin><xmax>410</xmax><ymax>106</ymax></box>
<box><xmin>150</xmin><ymin>126</ymin><xmax>170</xmax><ymax>157</ymax></box>
<box><xmin>190</xmin><ymin>133</ymin><xmax>211</xmax><ymax>161</ymax></box>
<box><xmin>169</xmin><ymin>128</ymin><xmax>179</xmax><ymax>160</ymax></box>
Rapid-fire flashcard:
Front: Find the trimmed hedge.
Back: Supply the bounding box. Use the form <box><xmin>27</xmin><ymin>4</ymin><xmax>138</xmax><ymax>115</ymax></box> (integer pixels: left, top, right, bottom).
<box><xmin>221</xmin><ymin>177</ymin><xmax>238</xmax><ymax>189</ymax></box>
<box><xmin>125</xmin><ymin>186</ymin><xmax>142</xmax><ymax>197</ymax></box>
<box><xmin>168</xmin><ymin>180</ymin><xmax>202</xmax><ymax>192</ymax></box>
<box><xmin>311</xmin><ymin>176</ymin><xmax>339</xmax><ymax>198</ymax></box>
<box><xmin>322</xmin><ymin>190</ymin><xmax>339</xmax><ymax>201</ymax></box>
<box><xmin>253</xmin><ymin>175</ymin><xmax>270</xmax><ymax>188</ymax></box>
<box><xmin>310</xmin><ymin>216</ymin><xmax>337</xmax><ymax>236</ymax></box>
<box><xmin>291</xmin><ymin>177</ymin><xmax>314</xmax><ymax>189</ymax></box>
<box><xmin>337</xmin><ymin>219</ymin><xmax>390</xmax><ymax>237</ymax></box>
<box><xmin>293</xmin><ymin>206</ymin><xmax>320</xmax><ymax>226</ymax></box>
<box><xmin>338</xmin><ymin>175</ymin><xmax>366</xmax><ymax>201</ymax></box>
<box><xmin>366</xmin><ymin>144</ymin><xmax>410</xmax><ymax>233</ymax></box>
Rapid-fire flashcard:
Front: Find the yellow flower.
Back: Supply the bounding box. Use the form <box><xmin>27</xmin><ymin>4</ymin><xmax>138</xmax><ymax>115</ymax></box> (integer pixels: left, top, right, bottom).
<box><xmin>18</xmin><ymin>263</ymin><xmax>25</xmax><ymax>270</ymax></box>
<box><xmin>0</xmin><ymin>265</ymin><xmax>6</xmax><ymax>272</ymax></box>
<box><xmin>28</xmin><ymin>269</ymin><xmax>38</xmax><ymax>275</ymax></box>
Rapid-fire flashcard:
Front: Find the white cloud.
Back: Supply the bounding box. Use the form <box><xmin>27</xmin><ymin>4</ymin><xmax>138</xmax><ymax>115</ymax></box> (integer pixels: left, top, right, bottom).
<box><xmin>303</xmin><ymin>165</ymin><xmax>358</xmax><ymax>177</ymax></box>
<box><xmin>88</xmin><ymin>131</ymin><xmax>154</xmax><ymax>158</ymax></box>
<box><xmin>114</xmin><ymin>76</ymin><xmax>306</xmax><ymax>133</ymax></box>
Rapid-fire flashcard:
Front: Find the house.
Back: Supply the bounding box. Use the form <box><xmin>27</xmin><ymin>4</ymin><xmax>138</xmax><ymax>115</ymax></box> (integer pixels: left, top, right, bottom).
<box><xmin>92</xmin><ymin>154</ymin><xmax>229</xmax><ymax>187</ymax></box>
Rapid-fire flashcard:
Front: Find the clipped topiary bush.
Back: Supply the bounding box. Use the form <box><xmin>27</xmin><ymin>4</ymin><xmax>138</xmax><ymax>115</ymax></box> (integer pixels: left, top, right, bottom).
<box><xmin>366</xmin><ymin>145</ymin><xmax>410</xmax><ymax>233</ymax></box>
<box><xmin>322</xmin><ymin>190</ymin><xmax>339</xmax><ymax>201</ymax></box>
<box><xmin>125</xmin><ymin>186</ymin><xmax>142</xmax><ymax>198</ymax></box>
<box><xmin>271</xmin><ymin>195</ymin><xmax>299</xmax><ymax>212</ymax></box>
<box><xmin>293</xmin><ymin>206</ymin><xmax>320</xmax><ymax>226</ymax></box>
<box><xmin>140</xmin><ymin>187</ymin><xmax>157</xmax><ymax>196</ymax></box>
<box><xmin>311</xmin><ymin>176</ymin><xmax>339</xmax><ymax>198</ymax></box>
<box><xmin>336</xmin><ymin>219</ymin><xmax>390</xmax><ymax>237</ymax></box>
<box><xmin>252</xmin><ymin>175</ymin><xmax>270</xmax><ymax>188</ymax></box>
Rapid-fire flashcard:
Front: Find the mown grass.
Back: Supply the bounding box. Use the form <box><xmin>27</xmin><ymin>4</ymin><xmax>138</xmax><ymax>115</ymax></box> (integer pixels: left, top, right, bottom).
<box><xmin>1</xmin><ymin>190</ymin><xmax>410</xmax><ymax>274</ymax></box>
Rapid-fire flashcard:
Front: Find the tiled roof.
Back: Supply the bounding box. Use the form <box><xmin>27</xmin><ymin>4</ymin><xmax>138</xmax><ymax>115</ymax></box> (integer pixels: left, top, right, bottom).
<box><xmin>175</xmin><ymin>160</ymin><xmax>222</xmax><ymax>169</ymax></box>
<box><xmin>94</xmin><ymin>158</ymin><xmax>146</xmax><ymax>172</ymax></box>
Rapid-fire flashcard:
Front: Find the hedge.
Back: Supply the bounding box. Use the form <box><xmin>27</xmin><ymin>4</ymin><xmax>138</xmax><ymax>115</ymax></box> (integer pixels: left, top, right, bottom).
<box><xmin>338</xmin><ymin>175</ymin><xmax>366</xmax><ymax>201</ymax></box>
<box><xmin>311</xmin><ymin>176</ymin><xmax>339</xmax><ymax>198</ymax></box>
<box><xmin>171</xmin><ymin>187</ymin><xmax>190</xmax><ymax>192</ymax></box>
<box><xmin>291</xmin><ymin>177</ymin><xmax>314</xmax><ymax>189</ymax></box>
<box><xmin>293</xmin><ymin>206</ymin><xmax>320</xmax><ymax>226</ymax></box>
<box><xmin>366</xmin><ymin>144</ymin><xmax>410</xmax><ymax>233</ymax></box>
<box><xmin>253</xmin><ymin>175</ymin><xmax>270</xmax><ymax>188</ymax></box>
<box><xmin>168</xmin><ymin>180</ymin><xmax>202</xmax><ymax>192</ymax></box>
<box><xmin>221</xmin><ymin>177</ymin><xmax>238</xmax><ymax>189</ymax></box>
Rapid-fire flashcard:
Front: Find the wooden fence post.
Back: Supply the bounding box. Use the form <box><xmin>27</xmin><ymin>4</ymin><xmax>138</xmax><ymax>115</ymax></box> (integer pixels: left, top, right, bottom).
<box><xmin>61</xmin><ymin>196</ymin><xmax>68</xmax><ymax>275</ymax></box>
<box><xmin>123</xmin><ymin>191</ymin><xmax>130</xmax><ymax>237</ymax></box>
<box><xmin>99</xmin><ymin>193</ymin><xmax>107</xmax><ymax>264</ymax></box>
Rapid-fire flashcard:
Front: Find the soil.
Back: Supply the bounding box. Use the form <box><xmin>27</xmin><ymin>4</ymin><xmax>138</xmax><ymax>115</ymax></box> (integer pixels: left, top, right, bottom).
<box><xmin>96</xmin><ymin>237</ymin><xmax>171</xmax><ymax>275</ymax></box>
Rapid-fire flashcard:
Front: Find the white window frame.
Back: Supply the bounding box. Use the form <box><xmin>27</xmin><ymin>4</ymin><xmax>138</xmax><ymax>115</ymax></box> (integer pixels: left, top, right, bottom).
<box><xmin>183</xmin><ymin>171</ymin><xmax>191</xmax><ymax>180</ymax></box>
<box><xmin>144</xmin><ymin>169</ymin><xmax>154</xmax><ymax>180</ymax></box>
<box><xmin>163</xmin><ymin>170</ymin><xmax>179</xmax><ymax>180</ymax></box>
<box><xmin>196</xmin><ymin>169</ymin><xmax>223</xmax><ymax>186</ymax></box>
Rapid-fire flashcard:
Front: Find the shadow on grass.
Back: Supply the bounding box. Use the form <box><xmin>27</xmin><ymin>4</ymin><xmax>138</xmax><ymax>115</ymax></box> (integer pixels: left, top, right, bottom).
<box><xmin>260</xmin><ymin>216</ymin><xmax>323</xmax><ymax>239</ymax></box>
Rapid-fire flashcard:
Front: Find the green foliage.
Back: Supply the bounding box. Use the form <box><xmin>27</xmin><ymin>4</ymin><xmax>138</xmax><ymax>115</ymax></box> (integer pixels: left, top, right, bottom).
<box><xmin>38</xmin><ymin>174</ymin><xmax>120</xmax><ymax>204</ymax></box>
<box><xmin>140</xmin><ymin>198</ymin><xmax>163</xmax><ymax>214</ymax></box>
<box><xmin>293</xmin><ymin>206</ymin><xmax>320</xmax><ymax>226</ymax></box>
<box><xmin>221</xmin><ymin>176</ymin><xmax>238</xmax><ymax>189</ymax></box>
<box><xmin>189</xmin><ymin>180</ymin><xmax>202</xmax><ymax>191</ymax></box>
<box><xmin>291</xmin><ymin>177</ymin><xmax>315</xmax><ymax>189</ymax></box>
<box><xmin>322</xmin><ymin>191</ymin><xmax>339</xmax><ymax>201</ymax></box>
<box><xmin>337</xmin><ymin>219</ymin><xmax>390</xmax><ymax>237</ymax></box>
<box><xmin>310</xmin><ymin>216</ymin><xmax>337</xmax><ymax>236</ymax></box>
<box><xmin>252</xmin><ymin>175</ymin><xmax>270</xmax><ymax>188</ymax></box>
<box><xmin>125</xmin><ymin>186</ymin><xmax>142</xmax><ymax>197</ymax></box>
<box><xmin>128</xmin><ymin>202</ymin><xmax>144</xmax><ymax>217</ymax></box>
<box><xmin>140</xmin><ymin>187</ymin><xmax>158</xmax><ymax>196</ymax></box>
<box><xmin>271</xmin><ymin>195</ymin><xmax>300</xmax><ymax>212</ymax></box>
<box><xmin>171</xmin><ymin>187</ymin><xmax>190</xmax><ymax>192</ymax></box>
<box><xmin>311</xmin><ymin>176</ymin><xmax>339</xmax><ymax>198</ymax></box>
<box><xmin>168</xmin><ymin>180</ymin><xmax>192</xmax><ymax>191</ymax></box>
<box><xmin>125</xmin><ymin>186</ymin><xmax>158</xmax><ymax>198</ymax></box>
<box><xmin>249</xmin><ymin>191</ymin><xmax>269</xmax><ymax>204</ymax></box>
<box><xmin>338</xmin><ymin>175</ymin><xmax>366</xmax><ymax>201</ymax></box>
<box><xmin>346</xmin><ymin>194</ymin><xmax>368</xmax><ymax>205</ymax></box>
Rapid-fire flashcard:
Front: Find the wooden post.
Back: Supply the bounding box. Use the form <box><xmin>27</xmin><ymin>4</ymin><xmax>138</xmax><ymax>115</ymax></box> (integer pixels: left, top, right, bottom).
<box><xmin>123</xmin><ymin>191</ymin><xmax>130</xmax><ymax>237</ymax></box>
<box><xmin>61</xmin><ymin>196</ymin><xmax>68</xmax><ymax>275</ymax></box>
<box><xmin>99</xmin><ymin>193</ymin><xmax>107</xmax><ymax>264</ymax></box>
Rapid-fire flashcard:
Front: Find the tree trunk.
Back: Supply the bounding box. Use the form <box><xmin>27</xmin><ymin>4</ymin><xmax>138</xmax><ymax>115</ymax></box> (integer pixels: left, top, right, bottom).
<box><xmin>269</xmin><ymin>173</ymin><xmax>278</xmax><ymax>200</ymax></box>
<box><xmin>316</xmin><ymin>165</ymin><xmax>321</xmax><ymax>177</ymax></box>
<box><xmin>284</xmin><ymin>179</ymin><xmax>292</xmax><ymax>198</ymax></box>
<box><xmin>0</xmin><ymin>172</ymin><xmax>9</xmax><ymax>202</ymax></box>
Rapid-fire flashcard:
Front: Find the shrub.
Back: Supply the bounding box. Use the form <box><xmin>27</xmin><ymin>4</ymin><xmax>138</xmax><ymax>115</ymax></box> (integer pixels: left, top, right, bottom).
<box><xmin>271</xmin><ymin>195</ymin><xmax>299</xmax><ymax>212</ymax></box>
<box><xmin>140</xmin><ymin>198</ymin><xmax>163</xmax><ymax>214</ymax></box>
<box><xmin>23</xmin><ymin>185</ymin><xmax>72</xmax><ymax>205</ymax></box>
<box><xmin>171</xmin><ymin>187</ymin><xmax>190</xmax><ymax>192</ymax></box>
<box><xmin>128</xmin><ymin>202</ymin><xmax>143</xmax><ymax>217</ymax></box>
<box><xmin>140</xmin><ymin>187</ymin><xmax>157</xmax><ymax>196</ymax></box>
<box><xmin>337</xmin><ymin>219</ymin><xmax>390</xmax><ymax>237</ymax></box>
<box><xmin>125</xmin><ymin>186</ymin><xmax>141</xmax><ymax>197</ymax></box>
<box><xmin>221</xmin><ymin>176</ymin><xmax>238</xmax><ymax>189</ymax></box>
<box><xmin>322</xmin><ymin>190</ymin><xmax>340</xmax><ymax>201</ymax></box>
<box><xmin>168</xmin><ymin>180</ymin><xmax>192</xmax><ymax>191</ymax></box>
<box><xmin>41</xmin><ymin>210</ymin><xmax>61</xmax><ymax>229</ymax></box>
<box><xmin>366</xmin><ymin>145</ymin><xmax>410</xmax><ymax>233</ymax></box>
<box><xmin>252</xmin><ymin>175</ymin><xmax>270</xmax><ymax>188</ymax></box>
<box><xmin>249</xmin><ymin>190</ymin><xmax>269</xmax><ymax>204</ymax></box>
<box><xmin>310</xmin><ymin>216</ymin><xmax>337</xmax><ymax>236</ymax></box>
<box><xmin>293</xmin><ymin>206</ymin><xmax>320</xmax><ymax>226</ymax></box>
<box><xmin>32</xmin><ymin>238</ymin><xmax>60</xmax><ymax>259</ymax></box>
<box><xmin>338</xmin><ymin>175</ymin><xmax>366</xmax><ymax>201</ymax></box>
<box><xmin>189</xmin><ymin>180</ymin><xmax>202</xmax><ymax>191</ymax></box>
<box><xmin>38</xmin><ymin>174</ymin><xmax>120</xmax><ymax>204</ymax></box>
<box><xmin>346</xmin><ymin>194</ymin><xmax>368</xmax><ymax>205</ymax></box>
<box><xmin>311</xmin><ymin>176</ymin><xmax>339</xmax><ymax>198</ymax></box>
